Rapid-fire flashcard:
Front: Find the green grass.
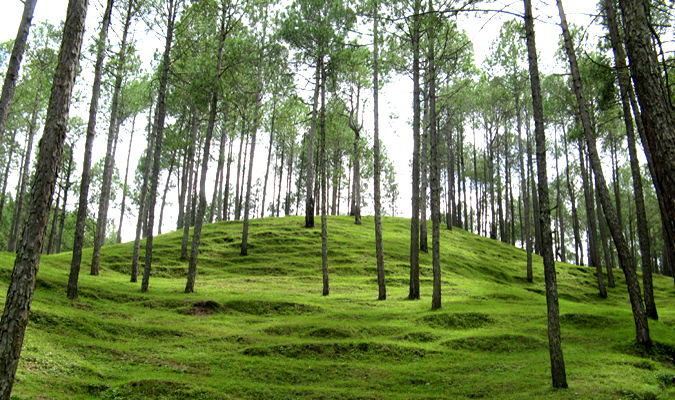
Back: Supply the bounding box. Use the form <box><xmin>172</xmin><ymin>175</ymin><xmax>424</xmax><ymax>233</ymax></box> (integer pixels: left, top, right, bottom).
<box><xmin>2</xmin><ymin>215</ymin><xmax>675</xmax><ymax>399</ymax></box>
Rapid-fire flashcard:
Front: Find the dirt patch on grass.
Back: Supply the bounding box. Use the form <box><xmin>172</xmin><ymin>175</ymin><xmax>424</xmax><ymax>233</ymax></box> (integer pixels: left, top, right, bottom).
<box><xmin>443</xmin><ymin>334</ymin><xmax>546</xmax><ymax>353</ymax></box>
<box><xmin>223</xmin><ymin>300</ymin><xmax>322</xmax><ymax>316</ymax></box>
<box><xmin>187</xmin><ymin>300</ymin><xmax>224</xmax><ymax>316</ymax></box>
<box><xmin>421</xmin><ymin>312</ymin><xmax>496</xmax><ymax>329</ymax></box>
<box><xmin>243</xmin><ymin>342</ymin><xmax>430</xmax><ymax>361</ymax></box>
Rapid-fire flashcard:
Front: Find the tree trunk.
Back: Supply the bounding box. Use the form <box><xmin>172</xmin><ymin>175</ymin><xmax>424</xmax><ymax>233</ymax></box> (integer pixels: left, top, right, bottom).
<box><xmin>0</xmin><ymin>0</ymin><xmax>38</xmax><ymax>143</ymax></box>
<box><xmin>277</xmin><ymin>145</ymin><xmax>285</xmax><ymax>218</ymax></box>
<box><xmin>8</xmin><ymin>69</ymin><xmax>43</xmax><ymax>254</ymax></box>
<box><xmin>117</xmin><ymin>115</ymin><xmax>135</xmax><ymax>243</ymax></box>
<box><xmin>518</xmin><ymin>100</ymin><xmax>532</xmax><ymax>282</ymax></box>
<box><xmin>617</xmin><ymin>0</ymin><xmax>675</xmax><ymax>275</ymax></box>
<box><xmin>240</xmin><ymin>20</ymin><xmax>265</xmax><ymax>257</ymax></box>
<box><xmin>0</xmin><ymin>0</ymin><xmax>87</xmax><ymax>394</ymax></box>
<box><xmin>408</xmin><ymin>0</ymin><xmax>421</xmax><ymax>300</ymax></box>
<box><xmin>563</xmin><ymin>133</ymin><xmax>581</xmax><ymax>265</ymax></box>
<box><xmin>181</xmin><ymin>109</ymin><xmax>198</xmax><ymax>260</ymax></box>
<box><xmin>428</xmin><ymin>0</ymin><xmax>441</xmax><ymax>310</ymax></box>
<box><xmin>157</xmin><ymin>155</ymin><xmax>175</xmax><ymax>235</ymax></box>
<box><xmin>91</xmin><ymin>0</ymin><xmax>133</xmax><ymax>275</ymax></box>
<box><xmin>223</xmin><ymin>138</ymin><xmax>233</xmax><ymax>221</ymax></box>
<box><xmin>604</xmin><ymin>0</ymin><xmax>657</xmax><ymax>319</ymax></box>
<box><xmin>285</xmin><ymin>140</ymin><xmax>295</xmax><ymax>216</ymax></box>
<box><xmin>525</xmin><ymin>0</ymin><xmax>568</xmax><ymax>388</ymax></box>
<box><xmin>305</xmin><ymin>61</ymin><xmax>320</xmax><ymax>228</ymax></box>
<box><xmin>420</xmin><ymin>82</ymin><xmax>429</xmax><ymax>252</ymax></box>
<box><xmin>318</xmin><ymin>57</ymin><xmax>329</xmax><ymax>296</ymax></box>
<box><xmin>46</xmin><ymin>186</ymin><xmax>61</xmax><ymax>255</ymax></box>
<box><xmin>141</xmin><ymin>0</ymin><xmax>177</xmax><ymax>293</ymax></box>
<box><xmin>0</xmin><ymin>130</ymin><xmax>17</xmax><ymax>226</ymax></box>
<box><xmin>131</xmin><ymin>105</ymin><xmax>155</xmax><ymax>282</ymax></box>
<box><xmin>261</xmin><ymin>102</ymin><xmax>276</xmax><ymax>218</ymax></box>
<box><xmin>373</xmin><ymin>1</ymin><xmax>386</xmax><ymax>300</ymax></box>
<box><xmin>557</xmin><ymin>0</ymin><xmax>650</xmax><ymax>348</ymax></box>
<box><xmin>56</xmin><ymin>147</ymin><xmax>73</xmax><ymax>253</ymax></box>
<box><xmin>579</xmin><ymin>139</ymin><xmax>605</xmax><ymax>297</ymax></box>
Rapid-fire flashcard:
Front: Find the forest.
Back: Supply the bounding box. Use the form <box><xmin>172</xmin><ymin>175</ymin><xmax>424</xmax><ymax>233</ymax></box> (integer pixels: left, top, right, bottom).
<box><xmin>1</xmin><ymin>0</ymin><xmax>675</xmax><ymax>398</ymax></box>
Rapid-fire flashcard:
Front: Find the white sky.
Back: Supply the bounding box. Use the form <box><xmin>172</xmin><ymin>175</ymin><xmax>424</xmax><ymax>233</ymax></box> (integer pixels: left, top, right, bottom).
<box><xmin>0</xmin><ymin>0</ymin><xmax>602</xmax><ymax>244</ymax></box>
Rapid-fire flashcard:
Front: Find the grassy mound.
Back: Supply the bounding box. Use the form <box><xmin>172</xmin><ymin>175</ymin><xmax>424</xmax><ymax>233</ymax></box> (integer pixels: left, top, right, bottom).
<box><xmin>0</xmin><ymin>215</ymin><xmax>674</xmax><ymax>399</ymax></box>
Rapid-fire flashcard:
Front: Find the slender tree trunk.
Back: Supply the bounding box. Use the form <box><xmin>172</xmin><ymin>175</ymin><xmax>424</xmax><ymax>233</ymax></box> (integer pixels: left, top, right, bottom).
<box><xmin>579</xmin><ymin>140</ymin><xmax>605</xmax><ymax>297</ymax></box>
<box><xmin>0</xmin><ymin>0</ymin><xmax>88</xmax><ymax>394</ymax></box>
<box><xmin>525</xmin><ymin>0</ymin><xmax>568</xmax><ymax>387</ymax></box>
<box><xmin>261</xmin><ymin>102</ymin><xmax>276</xmax><ymax>218</ymax></box>
<box><xmin>0</xmin><ymin>0</ymin><xmax>38</xmax><ymax>143</ymax></box>
<box><xmin>285</xmin><ymin>140</ymin><xmax>295</xmax><ymax>216</ymax></box>
<box><xmin>318</xmin><ymin>57</ymin><xmax>329</xmax><ymax>296</ymax></box>
<box><xmin>117</xmin><ymin>115</ymin><xmax>135</xmax><ymax>243</ymax></box>
<box><xmin>305</xmin><ymin>61</ymin><xmax>320</xmax><ymax>228</ymax></box>
<box><xmin>428</xmin><ymin>0</ymin><xmax>441</xmax><ymax>310</ymax></box>
<box><xmin>409</xmin><ymin>0</ymin><xmax>421</xmax><ymax>300</ymax></box>
<box><xmin>237</xmin><ymin>132</ymin><xmax>249</xmax><ymax>220</ymax></box>
<box><xmin>91</xmin><ymin>0</ymin><xmax>133</xmax><ymax>275</ymax></box>
<box><xmin>277</xmin><ymin>146</ymin><xmax>285</xmax><ymax>218</ymax></box>
<box><xmin>604</xmin><ymin>0</ymin><xmax>657</xmax><ymax>319</ymax></box>
<box><xmin>373</xmin><ymin>2</ymin><xmax>386</xmax><ymax>300</ymax></box>
<box><xmin>130</xmin><ymin>105</ymin><xmax>155</xmax><ymax>282</ymax></box>
<box><xmin>181</xmin><ymin>109</ymin><xmax>198</xmax><ymax>260</ymax></box>
<box><xmin>67</xmin><ymin>0</ymin><xmax>113</xmax><ymax>294</ymax></box>
<box><xmin>142</xmin><ymin>0</ymin><xmax>177</xmax><ymax>293</ymax></box>
<box><xmin>557</xmin><ymin>0</ymin><xmax>650</xmax><ymax>348</ymax></box>
<box><xmin>56</xmin><ymin>147</ymin><xmax>73</xmax><ymax>253</ymax></box>
<box><xmin>223</xmin><ymin>137</ymin><xmax>233</xmax><ymax>221</ymax></box>
<box><xmin>420</xmin><ymin>82</ymin><xmax>429</xmax><ymax>252</ymax></box>
<box><xmin>563</xmin><ymin>133</ymin><xmax>581</xmax><ymax>265</ymax></box>
<box><xmin>157</xmin><ymin>156</ymin><xmax>175</xmax><ymax>235</ymax></box>
<box><xmin>9</xmin><ymin>69</ymin><xmax>43</xmax><ymax>254</ymax></box>
<box><xmin>0</xmin><ymin>130</ymin><xmax>17</xmax><ymax>226</ymax></box>
<box><xmin>234</xmin><ymin>130</ymin><xmax>244</xmax><ymax>220</ymax></box>
<box><xmin>240</xmin><ymin>20</ymin><xmax>265</xmax><ymax>257</ymax></box>
<box><xmin>47</xmin><ymin>186</ymin><xmax>61</xmax><ymax>255</ymax></box>
<box><xmin>518</xmin><ymin>101</ymin><xmax>532</xmax><ymax>282</ymax></box>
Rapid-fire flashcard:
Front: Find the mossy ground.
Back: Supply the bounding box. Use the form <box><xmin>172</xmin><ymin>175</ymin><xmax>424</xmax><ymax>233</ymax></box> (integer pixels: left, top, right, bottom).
<box><xmin>2</xmin><ymin>215</ymin><xmax>675</xmax><ymax>399</ymax></box>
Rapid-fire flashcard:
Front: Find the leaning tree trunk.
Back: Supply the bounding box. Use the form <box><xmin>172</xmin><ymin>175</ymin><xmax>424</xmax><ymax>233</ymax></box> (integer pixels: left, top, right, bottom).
<box><xmin>0</xmin><ymin>0</ymin><xmax>38</xmax><ymax>143</ymax></box>
<box><xmin>141</xmin><ymin>0</ymin><xmax>177</xmax><ymax>293</ymax></box>
<box><xmin>91</xmin><ymin>0</ymin><xmax>134</xmax><ymax>275</ymax></box>
<box><xmin>604</xmin><ymin>0</ymin><xmax>656</xmax><ymax>319</ymax></box>
<box><xmin>617</xmin><ymin>0</ymin><xmax>675</xmax><ymax>275</ymax></box>
<box><xmin>373</xmin><ymin>1</ymin><xmax>386</xmax><ymax>300</ymax></box>
<box><xmin>557</xmin><ymin>0</ymin><xmax>650</xmax><ymax>348</ymax></box>
<box><xmin>525</xmin><ymin>0</ymin><xmax>568</xmax><ymax>388</ymax></box>
<box><xmin>0</xmin><ymin>0</ymin><xmax>87</xmax><ymax>395</ymax></box>
<box><xmin>68</xmin><ymin>0</ymin><xmax>114</xmax><ymax>298</ymax></box>
<box><xmin>408</xmin><ymin>0</ymin><xmax>421</xmax><ymax>300</ymax></box>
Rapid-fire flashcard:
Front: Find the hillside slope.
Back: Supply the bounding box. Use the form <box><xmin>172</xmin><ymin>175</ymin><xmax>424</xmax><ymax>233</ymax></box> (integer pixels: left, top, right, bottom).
<box><xmin>1</xmin><ymin>215</ymin><xmax>674</xmax><ymax>399</ymax></box>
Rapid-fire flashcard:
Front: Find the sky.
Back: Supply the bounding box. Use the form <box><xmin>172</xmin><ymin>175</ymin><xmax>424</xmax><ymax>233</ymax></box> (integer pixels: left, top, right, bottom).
<box><xmin>0</xmin><ymin>0</ymin><xmax>603</xmax><ymax>243</ymax></box>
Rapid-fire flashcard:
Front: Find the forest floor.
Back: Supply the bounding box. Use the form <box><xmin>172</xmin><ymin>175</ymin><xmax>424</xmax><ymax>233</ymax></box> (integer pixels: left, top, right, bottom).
<box><xmin>1</xmin><ymin>215</ymin><xmax>675</xmax><ymax>399</ymax></box>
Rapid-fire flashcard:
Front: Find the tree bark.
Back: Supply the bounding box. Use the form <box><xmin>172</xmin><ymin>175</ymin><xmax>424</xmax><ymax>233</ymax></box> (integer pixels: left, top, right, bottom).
<box><xmin>157</xmin><ymin>155</ymin><xmax>175</xmax><ymax>235</ymax></box>
<box><xmin>261</xmin><ymin>102</ymin><xmax>276</xmax><ymax>218</ymax></box>
<box><xmin>518</xmin><ymin>102</ymin><xmax>532</xmax><ymax>282</ymax></box>
<box><xmin>373</xmin><ymin>1</ymin><xmax>386</xmax><ymax>300</ymax></box>
<box><xmin>0</xmin><ymin>0</ymin><xmax>38</xmax><ymax>144</ymax></box>
<box><xmin>0</xmin><ymin>0</ymin><xmax>87</xmax><ymax>394</ymax></box>
<box><xmin>579</xmin><ymin>139</ymin><xmax>605</xmax><ymax>297</ymax></box>
<box><xmin>604</xmin><ymin>0</ymin><xmax>657</xmax><ymax>319</ymax></box>
<box><xmin>408</xmin><ymin>0</ymin><xmax>421</xmax><ymax>300</ymax></box>
<box><xmin>0</xmin><ymin>130</ymin><xmax>17</xmax><ymax>227</ymax></box>
<box><xmin>428</xmin><ymin>0</ymin><xmax>441</xmax><ymax>310</ymax></box>
<box><xmin>557</xmin><ymin>0</ymin><xmax>650</xmax><ymax>348</ymax></box>
<box><xmin>525</xmin><ymin>0</ymin><xmax>568</xmax><ymax>388</ymax></box>
<box><xmin>318</xmin><ymin>57</ymin><xmax>329</xmax><ymax>296</ymax></box>
<box><xmin>91</xmin><ymin>0</ymin><xmax>133</xmax><ymax>275</ymax></box>
<box><xmin>305</xmin><ymin>61</ymin><xmax>320</xmax><ymax>228</ymax></box>
<box><xmin>56</xmin><ymin>147</ymin><xmax>73</xmax><ymax>253</ymax></box>
<box><xmin>181</xmin><ymin>108</ymin><xmax>198</xmax><ymax>260</ymax></box>
<box><xmin>142</xmin><ymin>0</ymin><xmax>177</xmax><ymax>293</ymax></box>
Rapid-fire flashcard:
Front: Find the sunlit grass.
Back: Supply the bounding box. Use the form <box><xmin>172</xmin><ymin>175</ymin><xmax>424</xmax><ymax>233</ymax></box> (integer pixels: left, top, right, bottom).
<box><xmin>0</xmin><ymin>215</ymin><xmax>673</xmax><ymax>399</ymax></box>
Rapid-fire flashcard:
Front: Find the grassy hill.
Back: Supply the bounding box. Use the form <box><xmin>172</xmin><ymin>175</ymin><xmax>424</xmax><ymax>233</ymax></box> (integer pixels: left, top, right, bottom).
<box><xmin>2</xmin><ymin>215</ymin><xmax>675</xmax><ymax>399</ymax></box>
